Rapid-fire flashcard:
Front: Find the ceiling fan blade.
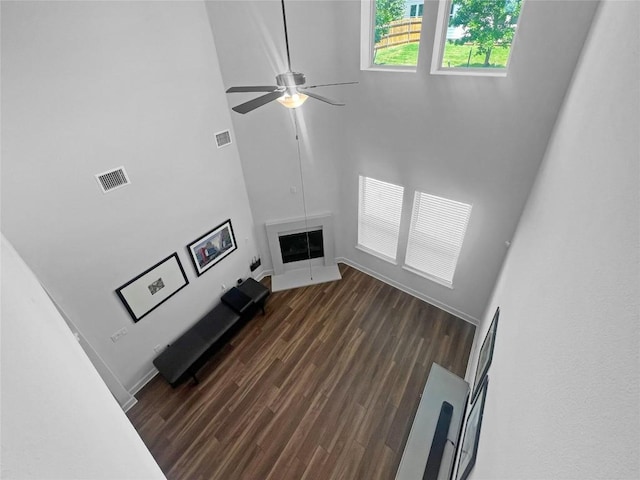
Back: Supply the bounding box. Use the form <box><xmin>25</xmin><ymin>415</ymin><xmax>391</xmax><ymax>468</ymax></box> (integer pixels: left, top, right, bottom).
<box><xmin>302</xmin><ymin>90</ymin><xmax>345</xmax><ymax>106</ymax></box>
<box><xmin>302</xmin><ymin>81</ymin><xmax>358</xmax><ymax>89</ymax></box>
<box><xmin>226</xmin><ymin>86</ymin><xmax>279</xmax><ymax>93</ymax></box>
<box><xmin>232</xmin><ymin>91</ymin><xmax>284</xmax><ymax>114</ymax></box>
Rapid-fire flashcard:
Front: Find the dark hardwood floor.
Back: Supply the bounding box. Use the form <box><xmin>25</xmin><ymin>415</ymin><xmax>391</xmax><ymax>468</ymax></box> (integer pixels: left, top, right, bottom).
<box><xmin>128</xmin><ymin>264</ymin><xmax>475</xmax><ymax>480</ymax></box>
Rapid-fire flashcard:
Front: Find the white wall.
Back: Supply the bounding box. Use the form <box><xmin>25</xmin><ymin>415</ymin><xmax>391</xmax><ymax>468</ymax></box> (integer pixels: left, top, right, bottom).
<box><xmin>467</xmin><ymin>1</ymin><xmax>639</xmax><ymax>478</ymax></box>
<box><xmin>207</xmin><ymin>0</ymin><xmax>599</xmax><ymax>323</ymax></box>
<box><xmin>341</xmin><ymin>0</ymin><xmax>600</xmax><ymax>322</ymax></box>
<box><xmin>1</xmin><ymin>234</ymin><xmax>166</xmax><ymax>479</ymax></box>
<box><xmin>1</xmin><ymin>1</ymin><xmax>259</xmax><ymax>393</ymax></box>
<box><xmin>205</xmin><ymin>0</ymin><xmax>351</xmax><ymax>280</ymax></box>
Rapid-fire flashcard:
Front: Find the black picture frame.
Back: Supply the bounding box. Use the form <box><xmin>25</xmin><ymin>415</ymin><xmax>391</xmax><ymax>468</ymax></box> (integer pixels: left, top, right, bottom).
<box><xmin>116</xmin><ymin>253</ymin><xmax>189</xmax><ymax>323</ymax></box>
<box><xmin>456</xmin><ymin>377</ymin><xmax>489</xmax><ymax>480</ymax></box>
<box><xmin>449</xmin><ymin>390</ymin><xmax>470</xmax><ymax>480</ymax></box>
<box><xmin>187</xmin><ymin>219</ymin><xmax>237</xmax><ymax>276</ymax></box>
<box><xmin>471</xmin><ymin>306</ymin><xmax>499</xmax><ymax>403</ymax></box>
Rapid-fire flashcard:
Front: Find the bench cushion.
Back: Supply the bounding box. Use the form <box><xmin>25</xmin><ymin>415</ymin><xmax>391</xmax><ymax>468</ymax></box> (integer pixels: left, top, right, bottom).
<box><xmin>237</xmin><ymin>278</ymin><xmax>269</xmax><ymax>305</ymax></box>
<box><xmin>153</xmin><ymin>303</ymin><xmax>240</xmax><ymax>386</ymax></box>
<box><xmin>152</xmin><ymin>330</ymin><xmax>209</xmax><ymax>386</ymax></box>
<box><xmin>221</xmin><ymin>287</ymin><xmax>253</xmax><ymax>315</ymax></box>
<box><xmin>194</xmin><ymin>302</ymin><xmax>240</xmax><ymax>341</ymax></box>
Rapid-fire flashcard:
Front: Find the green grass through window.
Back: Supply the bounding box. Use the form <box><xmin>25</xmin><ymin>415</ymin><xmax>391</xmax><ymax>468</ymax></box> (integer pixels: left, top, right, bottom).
<box><xmin>374</xmin><ymin>42</ymin><xmax>512</xmax><ymax>68</ymax></box>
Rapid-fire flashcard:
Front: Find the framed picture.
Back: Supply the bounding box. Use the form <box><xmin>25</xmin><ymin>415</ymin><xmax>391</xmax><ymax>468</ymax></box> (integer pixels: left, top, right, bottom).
<box><xmin>456</xmin><ymin>377</ymin><xmax>489</xmax><ymax>480</ymax></box>
<box><xmin>187</xmin><ymin>219</ymin><xmax>237</xmax><ymax>276</ymax></box>
<box><xmin>471</xmin><ymin>306</ymin><xmax>499</xmax><ymax>403</ymax></box>
<box><xmin>116</xmin><ymin>253</ymin><xmax>189</xmax><ymax>322</ymax></box>
<box><xmin>450</xmin><ymin>390</ymin><xmax>470</xmax><ymax>480</ymax></box>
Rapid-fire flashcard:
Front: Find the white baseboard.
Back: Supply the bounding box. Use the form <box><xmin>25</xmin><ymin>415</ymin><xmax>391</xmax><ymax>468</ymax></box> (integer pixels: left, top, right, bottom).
<box><xmin>122</xmin><ymin>395</ymin><xmax>138</xmax><ymax>413</ymax></box>
<box><xmin>255</xmin><ymin>268</ymin><xmax>273</xmax><ymax>282</ymax></box>
<box><xmin>336</xmin><ymin>257</ymin><xmax>479</xmax><ymax>326</ymax></box>
<box><xmin>128</xmin><ymin>367</ymin><xmax>158</xmax><ymax>400</ymax></box>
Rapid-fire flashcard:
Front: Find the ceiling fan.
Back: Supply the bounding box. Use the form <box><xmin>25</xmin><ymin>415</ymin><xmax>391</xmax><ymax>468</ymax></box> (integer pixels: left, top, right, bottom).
<box><xmin>226</xmin><ymin>0</ymin><xmax>356</xmax><ymax>114</ymax></box>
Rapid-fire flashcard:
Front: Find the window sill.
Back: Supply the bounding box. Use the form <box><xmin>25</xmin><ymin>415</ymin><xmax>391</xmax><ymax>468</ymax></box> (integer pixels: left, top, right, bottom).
<box><xmin>402</xmin><ymin>265</ymin><xmax>454</xmax><ymax>289</ymax></box>
<box><xmin>430</xmin><ymin>67</ymin><xmax>508</xmax><ymax>78</ymax></box>
<box><xmin>362</xmin><ymin>65</ymin><xmax>417</xmax><ymax>73</ymax></box>
<box><xmin>355</xmin><ymin>245</ymin><xmax>398</xmax><ymax>265</ymax></box>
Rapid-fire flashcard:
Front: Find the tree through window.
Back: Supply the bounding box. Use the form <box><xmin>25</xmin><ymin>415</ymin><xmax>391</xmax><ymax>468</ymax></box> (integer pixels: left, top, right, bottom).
<box><xmin>434</xmin><ymin>0</ymin><xmax>522</xmax><ymax>73</ymax></box>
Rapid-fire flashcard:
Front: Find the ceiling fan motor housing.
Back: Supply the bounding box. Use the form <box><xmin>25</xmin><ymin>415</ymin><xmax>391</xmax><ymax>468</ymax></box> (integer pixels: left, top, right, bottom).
<box><xmin>277</xmin><ymin>72</ymin><xmax>306</xmax><ymax>93</ymax></box>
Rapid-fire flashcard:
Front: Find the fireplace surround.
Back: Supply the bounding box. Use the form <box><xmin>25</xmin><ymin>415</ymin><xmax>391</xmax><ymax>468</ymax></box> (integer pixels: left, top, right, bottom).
<box><xmin>265</xmin><ymin>213</ymin><xmax>341</xmax><ymax>290</ymax></box>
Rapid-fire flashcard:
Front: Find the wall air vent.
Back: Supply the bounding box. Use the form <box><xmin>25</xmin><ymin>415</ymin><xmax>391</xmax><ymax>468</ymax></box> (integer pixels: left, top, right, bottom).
<box><xmin>95</xmin><ymin>167</ymin><xmax>130</xmax><ymax>193</ymax></box>
<box><xmin>215</xmin><ymin>129</ymin><xmax>232</xmax><ymax>148</ymax></box>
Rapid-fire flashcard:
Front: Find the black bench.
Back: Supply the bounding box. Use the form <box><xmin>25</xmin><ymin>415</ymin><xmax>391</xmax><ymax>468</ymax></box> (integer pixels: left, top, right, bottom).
<box><xmin>237</xmin><ymin>277</ymin><xmax>270</xmax><ymax>314</ymax></box>
<box><xmin>153</xmin><ymin>278</ymin><xmax>270</xmax><ymax>387</ymax></box>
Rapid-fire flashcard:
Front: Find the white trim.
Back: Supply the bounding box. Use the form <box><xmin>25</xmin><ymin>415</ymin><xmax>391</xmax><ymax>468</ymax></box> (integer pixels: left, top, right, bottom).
<box><xmin>431</xmin><ymin>67</ymin><xmax>508</xmax><ymax>78</ymax></box>
<box><xmin>463</xmin><ymin>323</ymin><xmax>482</xmax><ymax>384</ymax></box>
<box><xmin>430</xmin><ymin>0</ymin><xmax>449</xmax><ymax>74</ymax></box>
<box><xmin>265</xmin><ymin>213</ymin><xmax>336</xmax><ymax>276</ymax></box>
<box><xmin>255</xmin><ymin>268</ymin><xmax>272</xmax><ymax>282</ymax></box>
<box><xmin>336</xmin><ymin>257</ymin><xmax>478</xmax><ymax>326</ymax></box>
<box><xmin>355</xmin><ymin>244</ymin><xmax>398</xmax><ymax>265</ymax></box>
<box><xmin>122</xmin><ymin>396</ymin><xmax>138</xmax><ymax>413</ymax></box>
<box><xmin>402</xmin><ymin>264</ymin><xmax>454</xmax><ymax>289</ymax></box>
<box><xmin>360</xmin><ymin>0</ymin><xmax>374</xmax><ymax>70</ymax></box>
<box><xmin>128</xmin><ymin>367</ymin><xmax>158</xmax><ymax>398</ymax></box>
<box><xmin>365</xmin><ymin>66</ymin><xmax>418</xmax><ymax>73</ymax></box>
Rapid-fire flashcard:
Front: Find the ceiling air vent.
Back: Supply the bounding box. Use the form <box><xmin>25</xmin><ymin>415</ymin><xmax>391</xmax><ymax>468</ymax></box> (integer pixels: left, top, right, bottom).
<box><xmin>95</xmin><ymin>167</ymin><xmax>130</xmax><ymax>193</ymax></box>
<box><xmin>215</xmin><ymin>129</ymin><xmax>232</xmax><ymax>148</ymax></box>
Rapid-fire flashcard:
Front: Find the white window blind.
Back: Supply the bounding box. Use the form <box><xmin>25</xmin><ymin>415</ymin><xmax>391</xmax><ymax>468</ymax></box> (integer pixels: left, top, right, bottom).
<box><xmin>405</xmin><ymin>191</ymin><xmax>472</xmax><ymax>287</ymax></box>
<box><xmin>357</xmin><ymin>176</ymin><xmax>404</xmax><ymax>261</ymax></box>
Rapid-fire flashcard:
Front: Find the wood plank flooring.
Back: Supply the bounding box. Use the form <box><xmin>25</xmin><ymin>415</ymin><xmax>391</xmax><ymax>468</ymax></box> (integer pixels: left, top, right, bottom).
<box><xmin>128</xmin><ymin>264</ymin><xmax>475</xmax><ymax>480</ymax></box>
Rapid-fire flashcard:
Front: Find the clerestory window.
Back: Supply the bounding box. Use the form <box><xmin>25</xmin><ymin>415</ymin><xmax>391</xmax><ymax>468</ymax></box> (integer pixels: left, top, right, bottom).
<box><xmin>432</xmin><ymin>0</ymin><xmax>523</xmax><ymax>76</ymax></box>
<box><xmin>361</xmin><ymin>0</ymin><xmax>426</xmax><ymax>70</ymax></box>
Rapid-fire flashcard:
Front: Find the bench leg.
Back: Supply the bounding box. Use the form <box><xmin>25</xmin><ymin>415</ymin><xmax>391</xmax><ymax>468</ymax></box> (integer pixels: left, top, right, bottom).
<box><xmin>191</xmin><ymin>373</ymin><xmax>199</xmax><ymax>385</ymax></box>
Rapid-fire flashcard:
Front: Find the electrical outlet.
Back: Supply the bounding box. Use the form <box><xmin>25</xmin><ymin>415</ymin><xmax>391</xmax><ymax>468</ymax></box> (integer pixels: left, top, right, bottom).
<box><xmin>221</xmin><ymin>284</ymin><xmax>227</xmax><ymax>291</ymax></box>
<box><xmin>153</xmin><ymin>344</ymin><xmax>165</xmax><ymax>354</ymax></box>
<box><xmin>110</xmin><ymin>327</ymin><xmax>128</xmax><ymax>343</ymax></box>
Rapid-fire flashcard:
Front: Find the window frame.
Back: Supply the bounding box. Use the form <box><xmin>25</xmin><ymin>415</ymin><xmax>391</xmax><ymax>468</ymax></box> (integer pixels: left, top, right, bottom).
<box><xmin>431</xmin><ymin>0</ymin><xmax>524</xmax><ymax>77</ymax></box>
<box><xmin>356</xmin><ymin>175</ymin><xmax>405</xmax><ymax>264</ymax></box>
<box><xmin>360</xmin><ymin>0</ymin><xmax>420</xmax><ymax>72</ymax></box>
<box><xmin>403</xmin><ymin>191</ymin><xmax>472</xmax><ymax>289</ymax></box>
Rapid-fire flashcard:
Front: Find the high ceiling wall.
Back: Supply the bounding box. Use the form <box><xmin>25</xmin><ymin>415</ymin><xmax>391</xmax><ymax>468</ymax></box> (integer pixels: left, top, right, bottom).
<box><xmin>467</xmin><ymin>2</ymin><xmax>639</xmax><ymax>476</ymax></box>
<box><xmin>206</xmin><ymin>0</ymin><xmax>599</xmax><ymax>323</ymax></box>
<box><xmin>0</xmin><ymin>0</ymin><xmax>600</xmax><ymax>397</ymax></box>
<box><xmin>1</xmin><ymin>1</ymin><xmax>259</xmax><ymax>392</ymax></box>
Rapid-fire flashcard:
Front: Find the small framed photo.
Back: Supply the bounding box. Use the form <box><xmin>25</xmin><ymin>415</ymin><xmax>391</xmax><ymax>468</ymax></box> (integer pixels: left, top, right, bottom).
<box><xmin>187</xmin><ymin>219</ymin><xmax>237</xmax><ymax>276</ymax></box>
<box><xmin>456</xmin><ymin>377</ymin><xmax>489</xmax><ymax>480</ymax></box>
<box><xmin>471</xmin><ymin>306</ymin><xmax>499</xmax><ymax>403</ymax></box>
<box><xmin>116</xmin><ymin>253</ymin><xmax>189</xmax><ymax>322</ymax></box>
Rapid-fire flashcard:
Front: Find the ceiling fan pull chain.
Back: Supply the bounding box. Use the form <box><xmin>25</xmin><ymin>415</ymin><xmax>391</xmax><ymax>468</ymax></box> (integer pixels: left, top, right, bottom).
<box><xmin>294</xmin><ymin>113</ymin><xmax>313</xmax><ymax>281</ymax></box>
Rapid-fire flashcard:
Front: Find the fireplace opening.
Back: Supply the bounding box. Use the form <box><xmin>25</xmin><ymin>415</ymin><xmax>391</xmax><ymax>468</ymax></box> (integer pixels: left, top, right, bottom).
<box><xmin>279</xmin><ymin>229</ymin><xmax>324</xmax><ymax>264</ymax></box>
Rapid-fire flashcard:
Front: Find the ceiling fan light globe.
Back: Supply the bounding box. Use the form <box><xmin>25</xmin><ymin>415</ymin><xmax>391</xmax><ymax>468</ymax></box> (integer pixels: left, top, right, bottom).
<box><xmin>277</xmin><ymin>92</ymin><xmax>308</xmax><ymax>109</ymax></box>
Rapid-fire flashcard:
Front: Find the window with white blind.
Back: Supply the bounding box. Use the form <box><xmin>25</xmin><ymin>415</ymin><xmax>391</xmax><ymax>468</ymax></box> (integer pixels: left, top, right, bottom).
<box><xmin>404</xmin><ymin>191</ymin><xmax>472</xmax><ymax>287</ymax></box>
<box><xmin>357</xmin><ymin>176</ymin><xmax>404</xmax><ymax>262</ymax></box>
